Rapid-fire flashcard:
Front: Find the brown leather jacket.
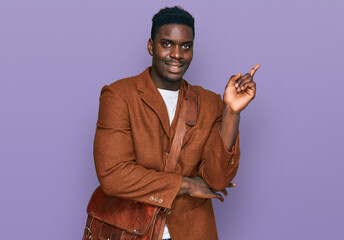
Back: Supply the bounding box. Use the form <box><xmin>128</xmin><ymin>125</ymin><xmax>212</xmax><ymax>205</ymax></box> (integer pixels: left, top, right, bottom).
<box><xmin>93</xmin><ymin>67</ymin><xmax>240</xmax><ymax>239</ymax></box>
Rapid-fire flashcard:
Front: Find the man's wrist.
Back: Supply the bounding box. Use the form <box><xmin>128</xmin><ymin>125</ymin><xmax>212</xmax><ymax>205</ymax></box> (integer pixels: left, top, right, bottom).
<box><xmin>223</xmin><ymin>105</ymin><xmax>241</xmax><ymax>118</ymax></box>
<box><xmin>177</xmin><ymin>176</ymin><xmax>192</xmax><ymax>196</ymax></box>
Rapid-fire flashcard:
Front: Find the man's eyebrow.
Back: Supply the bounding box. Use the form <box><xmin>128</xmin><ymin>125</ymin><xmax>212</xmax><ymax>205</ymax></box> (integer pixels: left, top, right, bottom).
<box><xmin>183</xmin><ymin>40</ymin><xmax>193</xmax><ymax>44</ymax></box>
<box><xmin>160</xmin><ymin>38</ymin><xmax>193</xmax><ymax>44</ymax></box>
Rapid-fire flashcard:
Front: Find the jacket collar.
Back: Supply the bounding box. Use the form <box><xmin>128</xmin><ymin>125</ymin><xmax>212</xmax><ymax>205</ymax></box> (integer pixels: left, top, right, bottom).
<box><xmin>137</xmin><ymin>67</ymin><xmax>187</xmax><ymax>138</ymax></box>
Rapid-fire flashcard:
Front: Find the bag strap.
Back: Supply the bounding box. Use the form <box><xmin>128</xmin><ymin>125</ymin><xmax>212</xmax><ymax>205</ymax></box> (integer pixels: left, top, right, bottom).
<box><xmin>164</xmin><ymin>83</ymin><xmax>199</xmax><ymax>173</ymax></box>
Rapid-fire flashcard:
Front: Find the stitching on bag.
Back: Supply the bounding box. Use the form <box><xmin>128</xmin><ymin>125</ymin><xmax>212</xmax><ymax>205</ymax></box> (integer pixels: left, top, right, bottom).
<box><xmin>84</xmin><ymin>216</ymin><xmax>94</xmax><ymax>240</ymax></box>
<box><xmin>93</xmin><ymin>206</ymin><xmax>162</xmax><ymax>235</ymax></box>
<box><xmin>120</xmin><ymin>230</ymin><xmax>125</xmax><ymax>240</ymax></box>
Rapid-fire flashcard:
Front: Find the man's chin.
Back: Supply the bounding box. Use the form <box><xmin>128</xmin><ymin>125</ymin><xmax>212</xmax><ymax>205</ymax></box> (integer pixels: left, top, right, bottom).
<box><xmin>163</xmin><ymin>73</ymin><xmax>183</xmax><ymax>82</ymax></box>
<box><xmin>164</xmin><ymin>69</ymin><xmax>186</xmax><ymax>81</ymax></box>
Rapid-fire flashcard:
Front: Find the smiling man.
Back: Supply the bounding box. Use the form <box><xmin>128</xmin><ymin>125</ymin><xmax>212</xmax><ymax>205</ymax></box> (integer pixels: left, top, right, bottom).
<box><xmin>85</xmin><ymin>6</ymin><xmax>260</xmax><ymax>240</ymax></box>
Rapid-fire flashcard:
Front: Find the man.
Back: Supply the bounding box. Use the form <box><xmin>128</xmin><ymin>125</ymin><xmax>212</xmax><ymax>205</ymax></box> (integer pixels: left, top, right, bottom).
<box><xmin>92</xmin><ymin>6</ymin><xmax>259</xmax><ymax>240</ymax></box>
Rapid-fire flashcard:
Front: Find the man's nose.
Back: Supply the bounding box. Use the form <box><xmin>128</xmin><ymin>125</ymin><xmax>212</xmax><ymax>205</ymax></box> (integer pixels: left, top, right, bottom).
<box><xmin>169</xmin><ymin>46</ymin><xmax>183</xmax><ymax>59</ymax></box>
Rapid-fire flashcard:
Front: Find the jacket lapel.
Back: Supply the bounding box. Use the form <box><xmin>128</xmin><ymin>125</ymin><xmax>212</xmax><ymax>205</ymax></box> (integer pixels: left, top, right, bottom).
<box><xmin>137</xmin><ymin>68</ymin><xmax>172</xmax><ymax>138</ymax></box>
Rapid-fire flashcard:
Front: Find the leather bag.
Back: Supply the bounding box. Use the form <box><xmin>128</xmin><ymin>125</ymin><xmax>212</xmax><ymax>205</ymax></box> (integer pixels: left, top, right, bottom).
<box><xmin>83</xmin><ymin>84</ymin><xmax>199</xmax><ymax>240</ymax></box>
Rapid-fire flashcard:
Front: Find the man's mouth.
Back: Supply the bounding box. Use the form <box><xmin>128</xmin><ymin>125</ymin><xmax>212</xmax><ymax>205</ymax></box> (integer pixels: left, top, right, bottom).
<box><xmin>165</xmin><ymin>61</ymin><xmax>184</xmax><ymax>73</ymax></box>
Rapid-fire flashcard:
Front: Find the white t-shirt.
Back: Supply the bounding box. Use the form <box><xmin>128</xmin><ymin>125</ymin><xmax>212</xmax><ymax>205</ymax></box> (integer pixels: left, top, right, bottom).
<box><xmin>158</xmin><ymin>88</ymin><xmax>179</xmax><ymax>125</ymax></box>
<box><xmin>158</xmin><ymin>88</ymin><xmax>179</xmax><ymax>239</ymax></box>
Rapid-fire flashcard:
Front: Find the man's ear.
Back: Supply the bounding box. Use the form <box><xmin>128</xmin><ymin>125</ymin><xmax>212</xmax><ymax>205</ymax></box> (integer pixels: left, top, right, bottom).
<box><xmin>147</xmin><ymin>38</ymin><xmax>154</xmax><ymax>56</ymax></box>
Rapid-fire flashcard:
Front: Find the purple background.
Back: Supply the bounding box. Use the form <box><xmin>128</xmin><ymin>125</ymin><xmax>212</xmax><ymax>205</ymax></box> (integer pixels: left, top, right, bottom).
<box><xmin>1</xmin><ymin>0</ymin><xmax>343</xmax><ymax>239</ymax></box>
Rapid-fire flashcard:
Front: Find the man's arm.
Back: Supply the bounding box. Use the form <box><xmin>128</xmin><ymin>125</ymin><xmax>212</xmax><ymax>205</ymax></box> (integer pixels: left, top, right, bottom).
<box><xmin>220</xmin><ymin>64</ymin><xmax>260</xmax><ymax>150</ymax></box>
<box><xmin>177</xmin><ymin>64</ymin><xmax>260</xmax><ymax>199</ymax></box>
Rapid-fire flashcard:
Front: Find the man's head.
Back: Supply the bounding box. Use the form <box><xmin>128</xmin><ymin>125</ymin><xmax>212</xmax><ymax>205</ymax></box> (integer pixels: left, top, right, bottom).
<box><xmin>151</xmin><ymin>6</ymin><xmax>195</xmax><ymax>41</ymax></box>
<box><xmin>148</xmin><ymin>6</ymin><xmax>195</xmax><ymax>90</ymax></box>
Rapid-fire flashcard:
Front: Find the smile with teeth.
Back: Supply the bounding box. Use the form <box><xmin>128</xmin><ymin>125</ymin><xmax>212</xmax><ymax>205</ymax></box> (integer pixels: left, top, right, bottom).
<box><xmin>165</xmin><ymin>62</ymin><xmax>184</xmax><ymax>73</ymax></box>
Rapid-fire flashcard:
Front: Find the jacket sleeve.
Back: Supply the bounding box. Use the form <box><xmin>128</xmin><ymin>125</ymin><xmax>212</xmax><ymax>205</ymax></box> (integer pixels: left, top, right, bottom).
<box><xmin>198</xmin><ymin>95</ymin><xmax>241</xmax><ymax>191</ymax></box>
<box><xmin>93</xmin><ymin>85</ymin><xmax>182</xmax><ymax>209</ymax></box>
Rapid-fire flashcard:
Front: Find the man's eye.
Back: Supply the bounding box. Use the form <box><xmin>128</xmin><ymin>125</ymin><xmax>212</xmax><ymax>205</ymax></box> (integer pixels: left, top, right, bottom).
<box><xmin>163</xmin><ymin>42</ymin><xmax>171</xmax><ymax>47</ymax></box>
<box><xmin>183</xmin><ymin>44</ymin><xmax>191</xmax><ymax>49</ymax></box>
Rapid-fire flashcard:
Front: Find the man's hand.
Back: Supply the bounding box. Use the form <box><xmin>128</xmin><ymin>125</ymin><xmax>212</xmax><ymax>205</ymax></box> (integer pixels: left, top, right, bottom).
<box><xmin>178</xmin><ymin>176</ymin><xmax>236</xmax><ymax>202</ymax></box>
<box><xmin>223</xmin><ymin>64</ymin><xmax>260</xmax><ymax>114</ymax></box>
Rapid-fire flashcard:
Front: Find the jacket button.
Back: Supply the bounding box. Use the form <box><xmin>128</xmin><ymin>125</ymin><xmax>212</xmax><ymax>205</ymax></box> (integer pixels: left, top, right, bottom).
<box><xmin>166</xmin><ymin>152</ymin><xmax>170</xmax><ymax>155</ymax></box>
<box><xmin>149</xmin><ymin>196</ymin><xmax>154</xmax><ymax>201</ymax></box>
<box><xmin>154</xmin><ymin>198</ymin><xmax>158</xmax><ymax>202</ymax></box>
<box><xmin>158</xmin><ymin>199</ymin><xmax>163</xmax><ymax>203</ymax></box>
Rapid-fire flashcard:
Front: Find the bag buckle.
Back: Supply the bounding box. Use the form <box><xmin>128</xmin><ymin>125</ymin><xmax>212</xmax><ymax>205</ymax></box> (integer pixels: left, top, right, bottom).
<box><xmin>84</xmin><ymin>227</ymin><xmax>92</xmax><ymax>240</ymax></box>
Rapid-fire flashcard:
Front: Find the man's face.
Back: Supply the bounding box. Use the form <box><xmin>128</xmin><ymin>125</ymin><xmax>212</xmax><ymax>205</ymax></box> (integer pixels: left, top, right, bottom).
<box><xmin>148</xmin><ymin>24</ymin><xmax>194</xmax><ymax>88</ymax></box>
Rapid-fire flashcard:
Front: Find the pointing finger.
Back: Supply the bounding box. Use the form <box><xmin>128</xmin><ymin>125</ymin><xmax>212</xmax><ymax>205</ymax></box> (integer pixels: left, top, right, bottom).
<box><xmin>249</xmin><ymin>64</ymin><xmax>261</xmax><ymax>77</ymax></box>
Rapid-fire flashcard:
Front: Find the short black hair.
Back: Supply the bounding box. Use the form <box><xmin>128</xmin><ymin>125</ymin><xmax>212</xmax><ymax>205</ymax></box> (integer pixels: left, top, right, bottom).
<box><xmin>151</xmin><ymin>6</ymin><xmax>195</xmax><ymax>40</ymax></box>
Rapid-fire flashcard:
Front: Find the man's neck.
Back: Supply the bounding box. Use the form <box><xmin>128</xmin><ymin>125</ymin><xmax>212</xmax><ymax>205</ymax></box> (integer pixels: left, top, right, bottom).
<box><xmin>149</xmin><ymin>68</ymin><xmax>182</xmax><ymax>91</ymax></box>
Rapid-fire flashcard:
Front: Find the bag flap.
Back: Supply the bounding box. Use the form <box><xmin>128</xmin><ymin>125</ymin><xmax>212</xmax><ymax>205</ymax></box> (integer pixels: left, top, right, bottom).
<box><xmin>87</xmin><ymin>187</ymin><xmax>161</xmax><ymax>235</ymax></box>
